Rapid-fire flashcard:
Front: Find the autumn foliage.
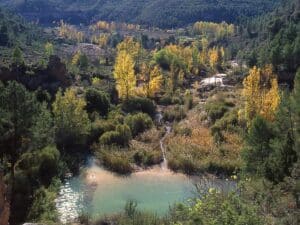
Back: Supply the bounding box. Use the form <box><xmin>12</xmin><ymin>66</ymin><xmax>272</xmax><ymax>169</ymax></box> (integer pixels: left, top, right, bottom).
<box><xmin>242</xmin><ymin>65</ymin><xmax>280</xmax><ymax>122</ymax></box>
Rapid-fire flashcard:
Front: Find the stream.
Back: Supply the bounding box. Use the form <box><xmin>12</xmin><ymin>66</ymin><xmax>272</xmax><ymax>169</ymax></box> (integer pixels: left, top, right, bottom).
<box><xmin>159</xmin><ymin>125</ymin><xmax>171</xmax><ymax>170</ymax></box>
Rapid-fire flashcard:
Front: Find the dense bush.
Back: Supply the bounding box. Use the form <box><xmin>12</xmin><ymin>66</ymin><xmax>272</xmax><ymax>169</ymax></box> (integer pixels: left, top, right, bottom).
<box><xmin>163</xmin><ymin>105</ymin><xmax>186</xmax><ymax>122</ymax></box>
<box><xmin>89</xmin><ymin>119</ymin><xmax>116</xmax><ymax>143</ymax></box>
<box><xmin>99</xmin><ymin>131</ymin><xmax>121</xmax><ymax>146</ymax></box>
<box><xmin>85</xmin><ymin>88</ymin><xmax>110</xmax><ymax>116</ymax></box>
<box><xmin>27</xmin><ymin>186</ymin><xmax>58</xmax><ymax>223</ymax></box>
<box><xmin>174</xmin><ymin>126</ymin><xmax>192</xmax><ymax>137</ymax></box>
<box><xmin>18</xmin><ymin>146</ymin><xmax>61</xmax><ymax>186</ymax></box>
<box><xmin>125</xmin><ymin>113</ymin><xmax>153</xmax><ymax>137</ymax></box>
<box><xmin>168</xmin><ymin>157</ymin><xmax>197</xmax><ymax>175</ymax></box>
<box><xmin>99</xmin><ymin>124</ymin><xmax>132</xmax><ymax>146</ymax></box>
<box><xmin>115</xmin><ymin>124</ymin><xmax>132</xmax><ymax>146</ymax></box>
<box><xmin>96</xmin><ymin>148</ymin><xmax>133</xmax><ymax>174</ymax></box>
<box><xmin>184</xmin><ymin>90</ymin><xmax>193</xmax><ymax>110</ymax></box>
<box><xmin>167</xmin><ymin>141</ymin><xmax>241</xmax><ymax>175</ymax></box>
<box><xmin>158</xmin><ymin>92</ymin><xmax>184</xmax><ymax>106</ymax></box>
<box><xmin>170</xmin><ymin>191</ymin><xmax>263</xmax><ymax>225</ymax></box>
<box><xmin>133</xmin><ymin>150</ymin><xmax>162</xmax><ymax>166</ymax></box>
<box><xmin>122</xmin><ymin>97</ymin><xmax>156</xmax><ymax>117</ymax></box>
<box><xmin>205</xmin><ymin>101</ymin><xmax>229</xmax><ymax>123</ymax></box>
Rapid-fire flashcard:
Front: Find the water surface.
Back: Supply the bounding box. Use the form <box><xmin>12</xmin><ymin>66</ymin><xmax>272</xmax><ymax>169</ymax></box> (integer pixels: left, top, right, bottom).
<box><xmin>56</xmin><ymin>161</ymin><xmax>234</xmax><ymax>223</ymax></box>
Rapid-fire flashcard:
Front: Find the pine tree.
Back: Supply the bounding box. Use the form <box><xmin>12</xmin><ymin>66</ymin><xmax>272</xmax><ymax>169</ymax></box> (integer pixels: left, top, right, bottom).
<box><xmin>242</xmin><ymin>116</ymin><xmax>274</xmax><ymax>176</ymax></box>
<box><xmin>12</xmin><ymin>47</ymin><xmax>24</xmax><ymax>65</ymax></box>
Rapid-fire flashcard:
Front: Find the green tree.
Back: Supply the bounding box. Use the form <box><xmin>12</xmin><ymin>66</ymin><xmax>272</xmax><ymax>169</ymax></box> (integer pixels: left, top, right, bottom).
<box><xmin>125</xmin><ymin>113</ymin><xmax>153</xmax><ymax>137</ymax></box>
<box><xmin>242</xmin><ymin>116</ymin><xmax>274</xmax><ymax>176</ymax></box>
<box><xmin>44</xmin><ymin>42</ymin><xmax>54</xmax><ymax>58</ymax></box>
<box><xmin>85</xmin><ymin>88</ymin><xmax>110</xmax><ymax>116</ymax></box>
<box><xmin>266</xmin><ymin>94</ymin><xmax>297</xmax><ymax>182</ymax></box>
<box><xmin>12</xmin><ymin>46</ymin><xmax>24</xmax><ymax>65</ymax></box>
<box><xmin>30</xmin><ymin>103</ymin><xmax>55</xmax><ymax>150</ymax></box>
<box><xmin>27</xmin><ymin>186</ymin><xmax>58</xmax><ymax>222</ymax></box>
<box><xmin>0</xmin><ymin>81</ymin><xmax>41</xmax><ymax>224</ymax></box>
<box><xmin>52</xmin><ymin>88</ymin><xmax>91</xmax><ymax>150</ymax></box>
<box><xmin>293</xmin><ymin>69</ymin><xmax>300</xmax><ymax>155</ymax></box>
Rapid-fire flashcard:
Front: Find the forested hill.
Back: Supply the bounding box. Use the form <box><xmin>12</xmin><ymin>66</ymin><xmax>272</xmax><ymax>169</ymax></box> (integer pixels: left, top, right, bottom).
<box><xmin>0</xmin><ymin>7</ymin><xmax>42</xmax><ymax>47</ymax></box>
<box><xmin>230</xmin><ymin>0</ymin><xmax>300</xmax><ymax>82</ymax></box>
<box><xmin>0</xmin><ymin>0</ymin><xmax>282</xmax><ymax>28</ymax></box>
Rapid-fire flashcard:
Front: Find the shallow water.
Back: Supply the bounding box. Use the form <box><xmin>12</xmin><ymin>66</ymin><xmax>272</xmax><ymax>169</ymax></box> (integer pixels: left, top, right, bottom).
<box><xmin>56</xmin><ymin>161</ymin><xmax>235</xmax><ymax>223</ymax></box>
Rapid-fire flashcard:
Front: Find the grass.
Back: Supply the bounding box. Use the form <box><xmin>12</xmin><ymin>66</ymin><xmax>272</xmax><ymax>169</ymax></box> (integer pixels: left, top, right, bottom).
<box><xmin>94</xmin><ymin>128</ymin><xmax>164</xmax><ymax>174</ymax></box>
<box><xmin>95</xmin><ymin>146</ymin><xmax>133</xmax><ymax>174</ymax></box>
<box><xmin>165</xmin><ymin>92</ymin><xmax>243</xmax><ymax>176</ymax></box>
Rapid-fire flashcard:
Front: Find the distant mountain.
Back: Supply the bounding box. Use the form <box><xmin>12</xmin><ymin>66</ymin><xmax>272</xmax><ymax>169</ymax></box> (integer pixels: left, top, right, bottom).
<box><xmin>0</xmin><ymin>0</ymin><xmax>282</xmax><ymax>28</ymax></box>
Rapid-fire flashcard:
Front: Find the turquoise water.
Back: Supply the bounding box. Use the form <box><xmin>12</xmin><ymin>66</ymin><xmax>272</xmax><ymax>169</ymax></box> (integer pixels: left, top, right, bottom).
<box><xmin>56</xmin><ymin>162</ymin><xmax>235</xmax><ymax>223</ymax></box>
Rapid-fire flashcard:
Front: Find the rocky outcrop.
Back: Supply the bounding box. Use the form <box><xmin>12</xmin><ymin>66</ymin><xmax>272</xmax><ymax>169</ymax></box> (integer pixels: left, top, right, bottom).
<box><xmin>0</xmin><ymin>56</ymin><xmax>71</xmax><ymax>95</ymax></box>
<box><xmin>0</xmin><ymin>171</ymin><xmax>9</xmax><ymax>225</ymax></box>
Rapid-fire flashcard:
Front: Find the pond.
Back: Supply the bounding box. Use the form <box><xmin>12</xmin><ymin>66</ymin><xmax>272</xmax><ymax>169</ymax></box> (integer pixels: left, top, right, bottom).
<box><xmin>55</xmin><ymin>159</ymin><xmax>235</xmax><ymax>223</ymax></box>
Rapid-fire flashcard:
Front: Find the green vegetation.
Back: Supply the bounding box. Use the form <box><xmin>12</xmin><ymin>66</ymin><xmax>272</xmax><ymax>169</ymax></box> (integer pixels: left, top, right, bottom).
<box><xmin>0</xmin><ymin>0</ymin><xmax>299</xmax><ymax>224</ymax></box>
<box><xmin>231</xmin><ymin>0</ymin><xmax>300</xmax><ymax>76</ymax></box>
<box><xmin>1</xmin><ymin>0</ymin><xmax>281</xmax><ymax>28</ymax></box>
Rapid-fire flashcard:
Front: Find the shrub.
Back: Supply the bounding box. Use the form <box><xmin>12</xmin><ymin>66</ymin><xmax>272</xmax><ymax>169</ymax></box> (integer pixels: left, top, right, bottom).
<box><xmin>99</xmin><ymin>124</ymin><xmax>132</xmax><ymax>146</ymax></box>
<box><xmin>159</xmin><ymin>92</ymin><xmax>184</xmax><ymax>106</ymax></box>
<box><xmin>171</xmin><ymin>192</ymin><xmax>264</xmax><ymax>225</ymax></box>
<box><xmin>27</xmin><ymin>187</ymin><xmax>58</xmax><ymax>223</ymax></box>
<box><xmin>174</xmin><ymin>126</ymin><xmax>192</xmax><ymax>137</ymax></box>
<box><xmin>18</xmin><ymin>146</ymin><xmax>60</xmax><ymax>186</ymax></box>
<box><xmin>89</xmin><ymin>119</ymin><xmax>116</xmax><ymax>143</ymax></box>
<box><xmin>115</xmin><ymin>124</ymin><xmax>132</xmax><ymax>146</ymax></box>
<box><xmin>205</xmin><ymin>101</ymin><xmax>229</xmax><ymax>123</ymax></box>
<box><xmin>133</xmin><ymin>150</ymin><xmax>162</xmax><ymax>166</ymax></box>
<box><xmin>184</xmin><ymin>90</ymin><xmax>193</xmax><ymax>110</ymax></box>
<box><xmin>168</xmin><ymin>157</ymin><xmax>197</xmax><ymax>175</ymax></box>
<box><xmin>212</xmin><ymin>110</ymin><xmax>239</xmax><ymax>132</ymax></box>
<box><xmin>85</xmin><ymin>88</ymin><xmax>110</xmax><ymax>116</ymax></box>
<box><xmin>163</xmin><ymin>105</ymin><xmax>186</xmax><ymax>122</ymax></box>
<box><xmin>122</xmin><ymin>97</ymin><xmax>156</xmax><ymax>117</ymax></box>
<box><xmin>107</xmin><ymin>108</ymin><xmax>125</xmax><ymax>124</ymax></box>
<box><xmin>97</xmin><ymin>148</ymin><xmax>133</xmax><ymax>174</ymax></box>
<box><xmin>99</xmin><ymin>131</ymin><xmax>122</xmax><ymax>145</ymax></box>
<box><xmin>125</xmin><ymin>113</ymin><xmax>153</xmax><ymax>137</ymax></box>
<box><xmin>159</xmin><ymin>94</ymin><xmax>173</xmax><ymax>105</ymax></box>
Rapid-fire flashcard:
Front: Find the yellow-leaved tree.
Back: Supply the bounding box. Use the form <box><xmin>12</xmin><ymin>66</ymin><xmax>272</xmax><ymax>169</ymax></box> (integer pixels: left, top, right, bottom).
<box><xmin>148</xmin><ymin>65</ymin><xmax>163</xmax><ymax>97</ymax></box>
<box><xmin>45</xmin><ymin>42</ymin><xmax>54</xmax><ymax>58</ymax></box>
<box><xmin>71</xmin><ymin>51</ymin><xmax>81</xmax><ymax>65</ymax></box>
<box><xmin>138</xmin><ymin>63</ymin><xmax>163</xmax><ymax>98</ymax></box>
<box><xmin>242</xmin><ymin>65</ymin><xmax>280</xmax><ymax>122</ymax></box>
<box><xmin>114</xmin><ymin>50</ymin><xmax>136</xmax><ymax>99</ymax></box>
<box><xmin>208</xmin><ymin>47</ymin><xmax>219</xmax><ymax>69</ymax></box>
<box><xmin>117</xmin><ymin>37</ymin><xmax>141</xmax><ymax>62</ymax></box>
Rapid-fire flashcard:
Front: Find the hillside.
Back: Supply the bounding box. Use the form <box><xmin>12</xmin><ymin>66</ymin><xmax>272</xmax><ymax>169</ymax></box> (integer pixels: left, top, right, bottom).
<box><xmin>0</xmin><ymin>1</ymin><xmax>299</xmax><ymax>225</ymax></box>
<box><xmin>229</xmin><ymin>0</ymin><xmax>300</xmax><ymax>82</ymax></box>
<box><xmin>0</xmin><ymin>0</ymin><xmax>282</xmax><ymax>28</ymax></box>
